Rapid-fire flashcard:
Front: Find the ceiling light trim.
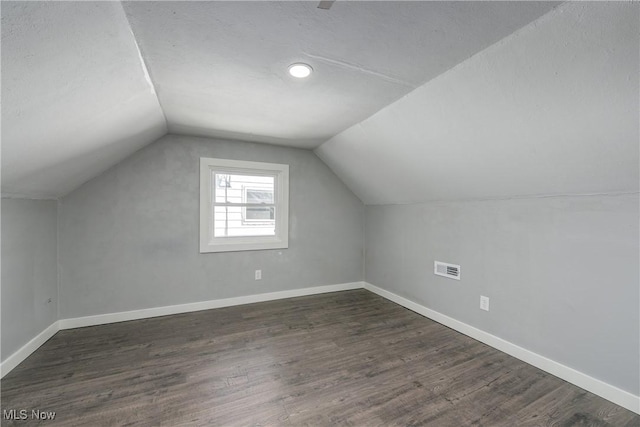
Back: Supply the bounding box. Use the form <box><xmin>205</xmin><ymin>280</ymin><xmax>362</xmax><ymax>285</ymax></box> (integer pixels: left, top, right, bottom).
<box><xmin>288</xmin><ymin>63</ymin><xmax>313</xmax><ymax>78</ymax></box>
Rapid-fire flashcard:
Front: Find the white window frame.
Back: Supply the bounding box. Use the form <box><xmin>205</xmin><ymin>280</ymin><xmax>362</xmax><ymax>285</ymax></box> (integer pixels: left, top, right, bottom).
<box><xmin>199</xmin><ymin>157</ymin><xmax>289</xmax><ymax>253</ymax></box>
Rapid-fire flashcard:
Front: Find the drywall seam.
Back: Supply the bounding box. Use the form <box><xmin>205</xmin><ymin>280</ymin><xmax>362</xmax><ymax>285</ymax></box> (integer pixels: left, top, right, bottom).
<box><xmin>364</xmin><ymin>282</ymin><xmax>640</xmax><ymax>415</ymax></box>
<box><xmin>313</xmin><ymin>2</ymin><xmax>565</xmax><ymax>154</ymax></box>
<box><xmin>1</xmin><ymin>193</ymin><xmax>59</xmax><ymax>201</ymax></box>
<box><xmin>302</xmin><ymin>52</ymin><xmax>415</xmax><ymax>88</ymax></box>
<box><xmin>117</xmin><ymin>1</ymin><xmax>169</xmax><ymax>130</ymax></box>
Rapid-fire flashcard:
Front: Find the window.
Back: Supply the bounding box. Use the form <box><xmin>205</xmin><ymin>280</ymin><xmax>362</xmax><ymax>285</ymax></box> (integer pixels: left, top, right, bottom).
<box><xmin>244</xmin><ymin>188</ymin><xmax>275</xmax><ymax>221</ymax></box>
<box><xmin>200</xmin><ymin>158</ymin><xmax>289</xmax><ymax>253</ymax></box>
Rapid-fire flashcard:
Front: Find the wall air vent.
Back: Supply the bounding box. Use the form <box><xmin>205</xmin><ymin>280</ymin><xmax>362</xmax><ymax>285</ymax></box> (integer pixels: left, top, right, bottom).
<box><xmin>434</xmin><ymin>261</ymin><xmax>460</xmax><ymax>280</ymax></box>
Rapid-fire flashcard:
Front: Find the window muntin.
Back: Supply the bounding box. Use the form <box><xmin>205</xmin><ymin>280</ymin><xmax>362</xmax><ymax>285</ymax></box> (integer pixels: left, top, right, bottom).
<box><xmin>200</xmin><ymin>158</ymin><xmax>288</xmax><ymax>253</ymax></box>
<box><xmin>244</xmin><ymin>188</ymin><xmax>275</xmax><ymax>222</ymax></box>
<box><xmin>213</xmin><ymin>174</ymin><xmax>275</xmax><ymax>237</ymax></box>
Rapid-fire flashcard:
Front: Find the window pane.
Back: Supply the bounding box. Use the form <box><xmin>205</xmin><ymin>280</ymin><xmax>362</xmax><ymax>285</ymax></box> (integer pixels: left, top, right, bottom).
<box><xmin>214</xmin><ymin>173</ymin><xmax>274</xmax><ymax>204</ymax></box>
<box><xmin>214</xmin><ymin>206</ymin><xmax>276</xmax><ymax>237</ymax></box>
<box><xmin>246</xmin><ymin>189</ymin><xmax>274</xmax><ymax>204</ymax></box>
<box><xmin>246</xmin><ymin>206</ymin><xmax>275</xmax><ymax>220</ymax></box>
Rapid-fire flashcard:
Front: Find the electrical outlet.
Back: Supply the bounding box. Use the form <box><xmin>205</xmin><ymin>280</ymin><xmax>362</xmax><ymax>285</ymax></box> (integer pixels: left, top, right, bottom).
<box><xmin>480</xmin><ymin>296</ymin><xmax>490</xmax><ymax>311</ymax></box>
<box><xmin>255</xmin><ymin>269</ymin><xmax>262</xmax><ymax>280</ymax></box>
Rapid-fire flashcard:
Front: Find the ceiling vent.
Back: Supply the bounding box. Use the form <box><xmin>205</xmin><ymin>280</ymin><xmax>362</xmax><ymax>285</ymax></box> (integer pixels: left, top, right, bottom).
<box><xmin>434</xmin><ymin>261</ymin><xmax>460</xmax><ymax>280</ymax></box>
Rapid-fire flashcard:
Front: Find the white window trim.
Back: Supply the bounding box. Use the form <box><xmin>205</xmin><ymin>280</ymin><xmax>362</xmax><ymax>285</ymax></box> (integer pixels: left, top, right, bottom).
<box><xmin>199</xmin><ymin>157</ymin><xmax>289</xmax><ymax>253</ymax></box>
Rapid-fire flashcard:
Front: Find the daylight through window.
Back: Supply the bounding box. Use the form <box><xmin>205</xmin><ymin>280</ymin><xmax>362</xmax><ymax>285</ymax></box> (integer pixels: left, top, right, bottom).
<box><xmin>200</xmin><ymin>158</ymin><xmax>289</xmax><ymax>253</ymax></box>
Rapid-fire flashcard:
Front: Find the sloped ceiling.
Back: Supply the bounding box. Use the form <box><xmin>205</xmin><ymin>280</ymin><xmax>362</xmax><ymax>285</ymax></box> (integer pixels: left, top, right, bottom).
<box><xmin>1</xmin><ymin>1</ymin><xmax>561</xmax><ymax>199</ymax></box>
<box><xmin>316</xmin><ymin>1</ymin><xmax>639</xmax><ymax>204</ymax></box>
<box><xmin>122</xmin><ymin>1</ymin><xmax>558</xmax><ymax>148</ymax></box>
<box><xmin>1</xmin><ymin>2</ymin><xmax>167</xmax><ymax>198</ymax></box>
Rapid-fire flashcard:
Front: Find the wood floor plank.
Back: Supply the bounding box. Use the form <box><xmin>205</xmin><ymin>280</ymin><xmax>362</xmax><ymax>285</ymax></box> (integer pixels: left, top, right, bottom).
<box><xmin>1</xmin><ymin>290</ymin><xmax>638</xmax><ymax>426</ymax></box>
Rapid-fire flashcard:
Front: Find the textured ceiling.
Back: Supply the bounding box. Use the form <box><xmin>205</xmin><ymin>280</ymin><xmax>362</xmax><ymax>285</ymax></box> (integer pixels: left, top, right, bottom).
<box><xmin>316</xmin><ymin>1</ymin><xmax>639</xmax><ymax>204</ymax></box>
<box><xmin>1</xmin><ymin>2</ymin><xmax>167</xmax><ymax>198</ymax></box>
<box><xmin>122</xmin><ymin>1</ymin><xmax>559</xmax><ymax>148</ymax></box>
<box><xmin>1</xmin><ymin>1</ymin><xmax>561</xmax><ymax>198</ymax></box>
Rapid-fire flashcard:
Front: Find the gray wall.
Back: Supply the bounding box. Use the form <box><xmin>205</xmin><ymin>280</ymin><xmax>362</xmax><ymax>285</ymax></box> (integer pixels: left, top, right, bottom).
<box><xmin>365</xmin><ymin>193</ymin><xmax>639</xmax><ymax>395</ymax></box>
<box><xmin>58</xmin><ymin>135</ymin><xmax>364</xmax><ymax>318</ymax></box>
<box><xmin>1</xmin><ymin>198</ymin><xmax>58</xmax><ymax>361</ymax></box>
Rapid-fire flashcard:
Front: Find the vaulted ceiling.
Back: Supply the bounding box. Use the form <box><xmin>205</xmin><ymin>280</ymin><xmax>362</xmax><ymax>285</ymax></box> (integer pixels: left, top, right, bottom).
<box><xmin>2</xmin><ymin>1</ymin><xmax>166</xmax><ymax>198</ymax></box>
<box><xmin>121</xmin><ymin>1</ymin><xmax>558</xmax><ymax>147</ymax></box>
<box><xmin>317</xmin><ymin>1</ymin><xmax>639</xmax><ymax>204</ymax></box>
<box><xmin>2</xmin><ymin>1</ymin><xmax>637</xmax><ymax>203</ymax></box>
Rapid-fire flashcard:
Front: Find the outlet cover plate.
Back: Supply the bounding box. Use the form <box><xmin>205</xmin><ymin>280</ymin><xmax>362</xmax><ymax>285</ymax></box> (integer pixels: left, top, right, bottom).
<box><xmin>480</xmin><ymin>296</ymin><xmax>490</xmax><ymax>311</ymax></box>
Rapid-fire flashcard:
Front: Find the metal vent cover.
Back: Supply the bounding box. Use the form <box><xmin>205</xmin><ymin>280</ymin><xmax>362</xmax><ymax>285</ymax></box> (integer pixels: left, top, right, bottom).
<box><xmin>434</xmin><ymin>261</ymin><xmax>460</xmax><ymax>280</ymax></box>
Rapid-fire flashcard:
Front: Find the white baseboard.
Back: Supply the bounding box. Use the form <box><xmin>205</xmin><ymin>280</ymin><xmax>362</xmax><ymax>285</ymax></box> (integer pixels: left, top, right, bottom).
<box><xmin>0</xmin><ymin>321</ymin><xmax>59</xmax><ymax>378</ymax></box>
<box><xmin>58</xmin><ymin>282</ymin><xmax>364</xmax><ymax>330</ymax></box>
<box><xmin>364</xmin><ymin>282</ymin><xmax>640</xmax><ymax>415</ymax></box>
<box><xmin>4</xmin><ymin>281</ymin><xmax>638</xmax><ymax>415</ymax></box>
<box><xmin>1</xmin><ymin>282</ymin><xmax>363</xmax><ymax>379</ymax></box>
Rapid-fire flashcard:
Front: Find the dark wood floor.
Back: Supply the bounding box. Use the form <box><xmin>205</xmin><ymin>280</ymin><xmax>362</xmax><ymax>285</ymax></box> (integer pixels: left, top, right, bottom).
<box><xmin>1</xmin><ymin>290</ymin><xmax>638</xmax><ymax>426</ymax></box>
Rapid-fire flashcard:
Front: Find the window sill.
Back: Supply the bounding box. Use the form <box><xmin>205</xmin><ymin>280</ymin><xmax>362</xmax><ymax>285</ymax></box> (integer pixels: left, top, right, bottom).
<box><xmin>199</xmin><ymin>236</ymin><xmax>288</xmax><ymax>253</ymax></box>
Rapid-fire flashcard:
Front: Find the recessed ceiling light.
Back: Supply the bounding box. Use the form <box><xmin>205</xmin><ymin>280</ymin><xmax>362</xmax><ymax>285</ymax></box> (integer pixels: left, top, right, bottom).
<box><xmin>288</xmin><ymin>63</ymin><xmax>313</xmax><ymax>78</ymax></box>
